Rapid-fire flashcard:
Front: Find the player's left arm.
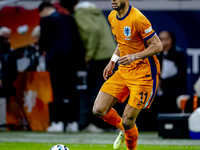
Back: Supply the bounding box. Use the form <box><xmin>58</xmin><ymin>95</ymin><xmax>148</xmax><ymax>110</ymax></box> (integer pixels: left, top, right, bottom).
<box><xmin>118</xmin><ymin>34</ymin><xmax>163</xmax><ymax>65</ymax></box>
<box><xmin>134</xmin><ymin>34</ymin><xmax>163</xmax><ymax>59</ymax></box>
<box><xmin>119</xmin><ymin>14</ymin><xmax>163</xmax><ymax>65</ymax></box>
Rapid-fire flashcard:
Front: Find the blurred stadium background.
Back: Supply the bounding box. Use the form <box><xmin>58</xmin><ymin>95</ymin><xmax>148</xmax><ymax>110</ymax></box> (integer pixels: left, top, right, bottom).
<box><xmin>0</xmin><ymin>0</ymin><xmax>200</xmax><ymax>94</ymax></box>
<box><xmin>0</xmin><ymin>0</ymin><xmax>200</xmax><ymax>149</ymax></box>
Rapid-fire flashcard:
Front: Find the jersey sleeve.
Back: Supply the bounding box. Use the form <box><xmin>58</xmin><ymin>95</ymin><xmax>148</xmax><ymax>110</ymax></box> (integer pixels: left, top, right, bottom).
<box><xmin>135</xmin><ymin>15</ymin><xmax>156</xmax><ymax>41</ymax></box>
<box><xmin>108</xmin><ymin>13</ymin><xmax>111</xmax><ymax>24</ymax></box>
<box><xmin>108</xmin><ymin>10</ymin><xmax>115</xmax><ymax>26</ymax></box>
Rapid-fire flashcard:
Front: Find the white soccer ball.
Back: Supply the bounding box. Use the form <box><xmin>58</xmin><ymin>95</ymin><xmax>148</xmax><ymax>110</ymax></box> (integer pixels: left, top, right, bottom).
<box><xmin>50</xmin><ymin>144</ymin><xmax>70</xmax><ymax>150</ymax></box>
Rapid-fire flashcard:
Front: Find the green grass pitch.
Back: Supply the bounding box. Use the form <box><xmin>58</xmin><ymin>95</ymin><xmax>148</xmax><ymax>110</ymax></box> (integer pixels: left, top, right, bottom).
<box><xmin>1</xmin><ymin>132</ymin><xmax>200</xmax><ymax>150</ymax></box>
<box><xmin>0</xmin><ymin>143</ymin><xmax>200</xmax><ymax>150</ymax></box>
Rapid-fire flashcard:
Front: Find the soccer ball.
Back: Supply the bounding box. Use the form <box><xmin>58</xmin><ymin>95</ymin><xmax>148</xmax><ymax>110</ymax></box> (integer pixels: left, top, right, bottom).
<box><xmin>50</xmin><ymin>144</ymin><xmax>70</xmax><ymax>150</ymax></box>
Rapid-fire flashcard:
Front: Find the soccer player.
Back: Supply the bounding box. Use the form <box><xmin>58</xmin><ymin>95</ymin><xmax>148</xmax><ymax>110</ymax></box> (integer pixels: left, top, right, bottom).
<box><xmin>92</xmin><ymin>0</ymin><xmax>163</xmax><ymax>150</ymax></box>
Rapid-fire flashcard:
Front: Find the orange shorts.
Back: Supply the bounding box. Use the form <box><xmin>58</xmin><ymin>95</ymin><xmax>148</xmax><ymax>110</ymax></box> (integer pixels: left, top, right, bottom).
<box><xmin>100</xmin><ymin>70</ymin><xmax>158</xmax><ymax>109</ymax></box>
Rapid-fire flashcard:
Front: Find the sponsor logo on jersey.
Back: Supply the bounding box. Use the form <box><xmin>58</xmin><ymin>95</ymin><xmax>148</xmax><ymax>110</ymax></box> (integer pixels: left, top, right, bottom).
<box><xmin>124</xmin><ymin>26</ymin><xmax>131</xmax><ymax>37</ymax></box>
<box><xmin>145</xmin><ymin>26</ymin><xmax>152</xmax><ymax>34</ymax></box>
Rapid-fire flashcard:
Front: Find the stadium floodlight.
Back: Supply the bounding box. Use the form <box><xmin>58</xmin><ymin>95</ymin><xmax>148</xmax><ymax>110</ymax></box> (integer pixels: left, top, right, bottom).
<box><xmin>0</xmin><ymin>0</ymin><xmax>19</xmax><ymax>7</ymax></box>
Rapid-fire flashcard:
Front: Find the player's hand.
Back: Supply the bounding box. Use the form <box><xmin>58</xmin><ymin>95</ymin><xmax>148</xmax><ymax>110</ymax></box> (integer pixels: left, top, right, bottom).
<box><xmin>103</xmin><ymin>61</ymin><xmax>115</xmax><ymax>80</ymax></box>
<box><xmin>118</xmin><ymin>54</ymin><xmax>135</xmax><ymax>65</ymax></box>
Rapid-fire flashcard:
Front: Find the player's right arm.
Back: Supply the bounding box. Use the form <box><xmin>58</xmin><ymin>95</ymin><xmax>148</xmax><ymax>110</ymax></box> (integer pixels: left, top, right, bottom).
<box><xmin>103</xmin><ymin>45</ymin><xmax>120</xmax><ymax>80</ymax></box>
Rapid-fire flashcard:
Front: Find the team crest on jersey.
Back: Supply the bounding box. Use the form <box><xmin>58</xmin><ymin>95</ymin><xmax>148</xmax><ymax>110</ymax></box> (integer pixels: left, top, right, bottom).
<box><xmin>124</xmin><ymin>26</ymin><xmax>131</xmax><ymax>37</ymax></box>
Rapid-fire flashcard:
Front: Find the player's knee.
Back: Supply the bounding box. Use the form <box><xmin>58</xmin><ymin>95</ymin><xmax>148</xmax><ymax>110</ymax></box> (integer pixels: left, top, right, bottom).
<box><xmin>122</xmin><ymin>118</ymin><xmax>134</xmax><ymax>130</ymax></box>
<box><xmin>92</xmin><ymin>106</ymin><xmax>106</xmax><ymax>117</ymax></box>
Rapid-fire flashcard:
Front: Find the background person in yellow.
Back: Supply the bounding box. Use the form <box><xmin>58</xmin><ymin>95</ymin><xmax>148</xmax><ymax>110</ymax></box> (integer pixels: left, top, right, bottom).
<box><xmin>60</xmin><ymin>0</ymin><xmax>117</xmax><ymax>132</ymax></box>
<box><xmin>92</xmin><ymin>0</ymin><xmax>163</xmax><ymax>150</ymax></box>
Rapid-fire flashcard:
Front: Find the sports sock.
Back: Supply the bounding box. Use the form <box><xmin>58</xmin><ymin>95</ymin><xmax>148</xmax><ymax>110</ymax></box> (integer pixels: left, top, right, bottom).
<box><xmin>116</xmin><ymin>118</ymin><xmax>124</xmax><ymax>131</ymax></box>
<box><xmin>100</xmin><ymin>108</ymin><xmax>124</xmax><ymax>130</ymax></box>
<box><xmin>125</xmin><ymin>125</ymin><xmax>139</xmax><ymax>150</ymax></box>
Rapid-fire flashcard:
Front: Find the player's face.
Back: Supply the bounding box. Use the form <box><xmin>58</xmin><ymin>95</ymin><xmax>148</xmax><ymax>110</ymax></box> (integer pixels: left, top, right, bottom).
<box><xmin>159</xmin><ymin>31</ymin><xmax>172</xmax><ymax>52</ymax></box>
<box><xmin>111</xmin><ymin>0</ymin><xmax>126</xmax><ymax>11</ymax></box>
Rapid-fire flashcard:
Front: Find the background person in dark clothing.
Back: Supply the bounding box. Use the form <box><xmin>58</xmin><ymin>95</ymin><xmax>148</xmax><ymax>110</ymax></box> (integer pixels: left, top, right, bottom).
<box><xmin>0</xmin><ymin>26</ymin><xmax>19</xmax><ymax>129</ymax></box>
<box><xmin>0</xmin><ymin>26</ymin><xmax>18</xmax><ymax>98</ymax></box>
<box><xmin>38</xmin><ymin>2</ymin><xmax>85</xmax><ymax>132</ymax></box>
<box><xmin>0</xmin><ymin>26</ymin><xmax>19</xmax><ymax>131</ymax></box>
<box><xmin>157</xmin><ymin>31</ymin><xmax>188</xmax><ymax>113</ymax></box>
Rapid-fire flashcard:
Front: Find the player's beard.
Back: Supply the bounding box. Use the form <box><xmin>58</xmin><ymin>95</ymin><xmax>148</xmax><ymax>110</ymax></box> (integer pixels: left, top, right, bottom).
<box><xmin>113</xmin><ymin>2</ymin><xmax>125</xmax><ymax>12</ymax></box>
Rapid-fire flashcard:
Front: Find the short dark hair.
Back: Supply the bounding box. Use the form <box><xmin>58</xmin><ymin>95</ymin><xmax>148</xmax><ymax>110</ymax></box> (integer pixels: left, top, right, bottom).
<box><xmin>60</xmin><ymin>0</ymin><xmax>78</xmax><ymax>14</ymax></box>
<box><xmin>38</xmin><ymin>2</ymin><xmax>54</xmax><ymax>12</ymax></box>
<box><xmin>167</xmin><ymin>31</ymin><xmax>176</xmax><ymax>47</ymax></box>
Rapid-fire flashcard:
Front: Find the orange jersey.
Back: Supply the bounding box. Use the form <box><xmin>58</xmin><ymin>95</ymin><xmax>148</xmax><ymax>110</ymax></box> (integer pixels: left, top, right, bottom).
<box><xmin>100</xmin><ymin>6</ymin><xmax>160</xmax><ymax>109</ymax></box>
<box><xmin>108</xmin><ymin>5</ymin><xmax>160</xmax><ymax>81</ymax></box>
